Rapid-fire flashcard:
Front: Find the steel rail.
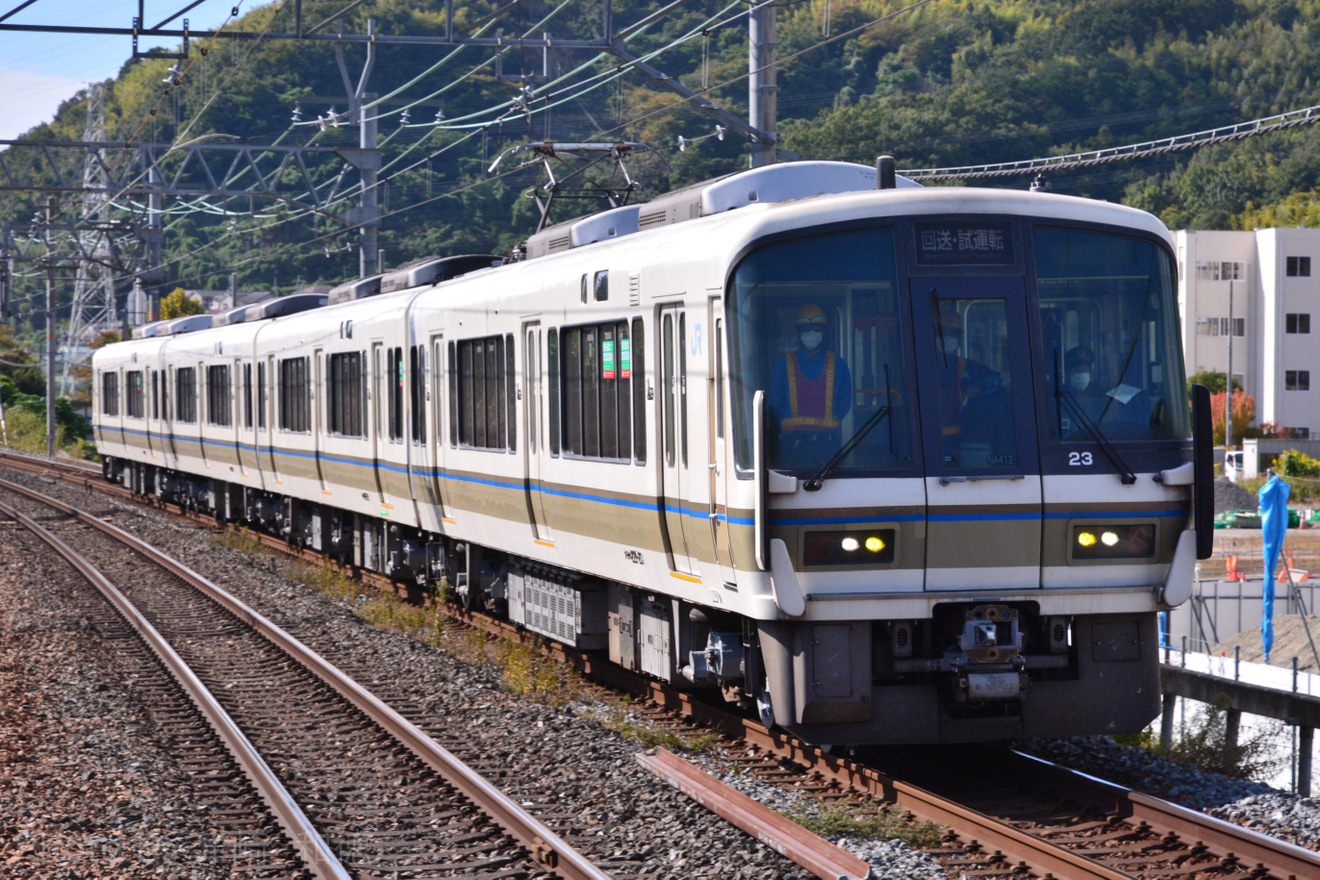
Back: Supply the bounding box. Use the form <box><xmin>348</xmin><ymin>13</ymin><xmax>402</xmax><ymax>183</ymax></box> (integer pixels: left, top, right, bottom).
<box><xmin>17</xmin><ymin>454</ymin><xmax>1316</xmax><ymax>878</ymax></box>
<box><xmin>1014</xmin><ymin>750</ymin><xmax>1320</xmax><ymax>880</ymax></box>
<box><xmin>637</xmin><ymin>747</ymin><xmax>871</xmax><ymax>880</ymax></box>
<box><xmin>0</xmin><ymin>475</ymin><xmax>613</xmax><ymax>880</ymax></box>
<box><xmin>0</xmin><ymin>496</ymin><xmax>351</xmax><ymax>880</ymax></box>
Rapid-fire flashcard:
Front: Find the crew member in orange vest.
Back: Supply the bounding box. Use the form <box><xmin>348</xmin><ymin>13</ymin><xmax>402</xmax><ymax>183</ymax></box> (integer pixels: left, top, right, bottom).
<box><xmin>769</xmin><ymin>304</ymin><xmax>854</xmax><ymax>468</ymax></box>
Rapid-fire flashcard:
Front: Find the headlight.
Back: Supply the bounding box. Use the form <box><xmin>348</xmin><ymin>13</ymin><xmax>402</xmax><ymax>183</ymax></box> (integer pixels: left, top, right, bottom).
<box><xmin>1072</xmin><ymin>523</ymin><xmax>1156</xmax><ymax>560</ymax></box>
<box><xmin>805</xmin><ymin>529</ymin><xmax>896</xmax><ymax>566</ymax></box>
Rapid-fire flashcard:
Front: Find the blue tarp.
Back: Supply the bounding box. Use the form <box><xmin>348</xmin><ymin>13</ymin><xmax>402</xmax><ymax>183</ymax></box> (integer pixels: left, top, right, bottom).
<box><xmin>1259</xmin><ymin>473</ymin><xmax>1292</xmax><ymax>664</ymax></box>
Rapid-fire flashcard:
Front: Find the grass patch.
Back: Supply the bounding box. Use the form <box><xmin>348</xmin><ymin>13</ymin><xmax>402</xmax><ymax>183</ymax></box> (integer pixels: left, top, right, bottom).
<box><xmin>785</xmin><ymin>799</ymin><xmax>944</xmax><ymax>848</ymax></box>
<box><xmin>286</xmin><ymin>559</ymin><xmax>360</xmax><ymax>604</ymax></box>
<box><xmin>1114</xmin><ymin>696</ymin><xmax>1288</xmax><ymax>781</ymax></box>
<box><xmin>598</xmin><ymin>709</ymin><xmax>718</xmax><ymax>753</ymax></box>
<box><xmin>213</xmin><ymin>526</ymin><xmax>269</xmax><ymax>559</ymax></box>
<box><xmin>495</xmin><ymin>637</ymin><xmax>582</xmax><ymax>707</ymax></box>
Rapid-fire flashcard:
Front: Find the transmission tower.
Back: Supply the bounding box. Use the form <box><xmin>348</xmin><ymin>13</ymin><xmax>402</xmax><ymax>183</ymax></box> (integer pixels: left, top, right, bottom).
<box><xmin>61</xmin><ymin>84</ymin><xmax>117</xmax><ymax>395</ymax></box>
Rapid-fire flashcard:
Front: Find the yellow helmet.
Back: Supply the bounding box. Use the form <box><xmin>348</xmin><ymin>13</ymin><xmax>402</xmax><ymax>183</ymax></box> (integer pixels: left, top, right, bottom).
<box><xmin>795</xmin><ymin>304</ymin><xmax>828</xmax><ymax>327</ymax></box>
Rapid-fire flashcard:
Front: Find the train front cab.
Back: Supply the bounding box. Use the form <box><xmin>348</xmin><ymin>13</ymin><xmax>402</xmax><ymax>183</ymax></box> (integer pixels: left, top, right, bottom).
<box><xmin>727</xmin><ymin>209</ymin><xmax>1211</xmax><ymax>744</ymax></box>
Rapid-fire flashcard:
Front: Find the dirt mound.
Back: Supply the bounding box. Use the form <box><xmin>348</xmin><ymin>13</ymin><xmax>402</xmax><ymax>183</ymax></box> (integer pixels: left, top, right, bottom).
<box><xmin>1212</xmin><ymin>614</ymin><xmax>1320</xmax><ymax>671</ymax></box>
<box><xmin>1214</xmin><ymin>476</ymin><xmax>1255</xmax><ymax>514</ymax></box>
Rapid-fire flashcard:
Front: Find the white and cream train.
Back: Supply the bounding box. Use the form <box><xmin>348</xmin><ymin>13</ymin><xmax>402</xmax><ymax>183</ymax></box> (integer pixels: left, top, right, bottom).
<box><xmin>94</xmin><ymin>160</ymin><xmax>1214</xmax><ymax>744</ymax></box>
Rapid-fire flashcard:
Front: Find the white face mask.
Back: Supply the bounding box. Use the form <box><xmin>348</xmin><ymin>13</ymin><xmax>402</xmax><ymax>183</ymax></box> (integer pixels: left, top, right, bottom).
<box><xmin>939</xmin><ymin>333</ymin><xmax>960</xmax><ymax>356</ymax></box>
<box><xmin>1070</xmin><ymin>372</ymin><xmax>1091</xmax><ymax>392</ymax></box>
<box><xmin>799</xmin><ymin>330</ymin><xmax>824</xmax><ymax>351</ymax></box>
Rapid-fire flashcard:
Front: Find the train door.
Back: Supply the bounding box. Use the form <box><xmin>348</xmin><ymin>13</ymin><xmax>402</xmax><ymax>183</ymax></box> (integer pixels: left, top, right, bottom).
<box><xmin>262</xmin><ymin>354</ymin><xmax>279</xmax><ymax>483</ymax></box>
<box><xmin>194</xmin><ymin>360</ymin><xmax>208</xmax><ymax>467</ymax></box>
<box><xmin>313</xmin><ymin>347</ymin><xmax>326</xmax><ymax>489</ymax></box>
<box><xmin>708</xmin><ymin>295</ymin><xmax>736</xmax><ymax>585</ymax></box>
<box><xmin>428</xmin><ymin>333</ymin><xmax>449</xmax><ymax>522</ymax></box>
<box><xmin>659</xmin><ymin>304</ymin><xmax>696</xmax><ymax>574</ymax></box>
<box><xmin>910</xmin><ymin>277</ymin><xmax>1042</xmax><ymax>590</ymax></box>
<box><xmin>369</xmin><ymin>341</ymin><xmax>386</xmax><ymax>502</ymax></box>
<box><xmin>233</xmin><ymin>357</ymin><xmax>247</xmax><ymax>475</ymax></box>
<box><xmin>145</xmin><ymin>367</ymin><xmax>158</xmax><ymax>458</ymax></box>
<box><xmin>523</xmin><ymin>321</ymin><xmax>553</xmax><ymax>542</ymax></box>
<box><xmin>163</xmin><ymin>364</ymin><xmax>177</xmax><ymax>463</ymax></box>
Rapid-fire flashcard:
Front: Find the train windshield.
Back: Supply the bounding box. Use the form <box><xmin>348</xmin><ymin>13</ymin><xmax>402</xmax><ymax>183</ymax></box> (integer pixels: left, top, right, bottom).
<box><xmin>1034</xmin><ymin>227</ymin><xmax>1189</xmax><ymax>443</ymax></box>
<box><xmin>728</xmin><ymin>227</ymin><xmax>913</xmax><ymax>475</ymax></box>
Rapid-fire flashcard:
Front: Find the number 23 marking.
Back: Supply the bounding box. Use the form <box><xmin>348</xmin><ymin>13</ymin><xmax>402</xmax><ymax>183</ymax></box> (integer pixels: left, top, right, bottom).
<box><xmin>1069</xmin><ymin>451</ymin><xmax>1094</xmax><ymax>466</ymax></box>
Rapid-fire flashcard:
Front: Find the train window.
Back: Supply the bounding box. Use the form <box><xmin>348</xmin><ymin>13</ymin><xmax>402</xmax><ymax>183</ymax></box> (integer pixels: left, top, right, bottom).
<box><xmin>433</xmin><ymin>340</ymin><xmax>445</xmax><ymax>446</ymax></box>
<box><xmin>101</xmin><ymin>371</ymin><xmax>119</xmax><ymax>416</ymax></box>
<box><xmin>1035</xmin><ymin>227</ymin><xmax>1189</xmax><ymax>443</ymax></box>
<box><xmin>631</xmin><ymin>318</ymin><xmax>645</xmax><ymax>464</ymax></box>
<box><xmin>277</xmin><ymin>357</ymin><xmax>309</xmax><ymax>433</ymax></box>
<box><xmin>582</xmin><ymin>327</ymin><xmax>599</xmax><ymax>457</ymax></box>
<box><xmin>679</xmin><ymin>312</ymin><xmax>688</xmax><ymax>467</ymax></box>
<box><xmin>175</xmin><ymin>367</ymin><xmax>197</xmax><ymax>424</ymax></box>
<box><xmin>387</xmin><ymin>347</ymin><xmax>404</xmax><ymax>441</ymax></box>
<box><xmin>594</xmin><ymin>270</ymin><xmax>609</xmax><ymax>302</ymax></box>
<box><xmin>448</xmin><ymin>341</ymin><xmax>458</xmax><ymax>447</ymax></box>
<box><xmin>557</xmin><ymin>320</ymin><xmax>632</xmax><ymax>462</ymax></box>
<box><xmin>548</xmin><ymin>329</ymin><xmax>560</xmax><ymax>455</ymax></box>
<box><xmin>328</xmin><ymin>352</ymin><xmax>365</xmax><ymax>437</ymax></box>
<box><xmin>410</xmin><ymin>345</ymin><xmax>425</xmax><ymax>444</ymax></box>
<box><xmin>486</xmin><ymin>337</ymin><xmax>502</xmax><ymax>448</ymax></box>
<box><xmin>506</xmin><ymin>333</ymin><xmax>516</xmax><ymax>453</ymax></box>
<box><xmin>161</xmin><ymin>369</ymin><xmax>169</xmax><ymax>422</ymax></box>
<box><xmin>151</xmin><ymin>370</ymin><xmax>159</xmax><ymax>420</ymax></box>
<box><xmin>126</xmin><ymin>370</ymin><xmax>144</xmax><ymax>419</ymax></box>
<box><xmin>242</xmin><ymin>364</ymin><xmax>253</xmax><ymax>429</ymax></box>
<box><xmin>527</xmin><ymin>332</ymin><xmax>538</xmax><ymax>455</ymax></box>
<box><xmin>456</xmin><ymin>335</ymin><xmax>513</xmax><ymax>451</ymax></box>
<box><xmin>580</xmin><ymin>274</ymin><xmax>589</xmax><ymax>304</ymax></box>
<box><xmin>714</xmin><ymin>319</ymin><xmax>725</xmax><ymax>440</ymax></box>
<box><xmin>663</xmin><ymin>313</ymin><xmax>675</xmax><ymax>466</ymax></box>
<box><xmin>728</xmin><ymin>226</ymin><xmax>910</xmax><ymax>475</ymax></box>
<box><xmin>207</xmin><ymin>365</ymin><xmax>232</xmax><ymax>427</ymax></box>
<box><xmin>256</xmin><ymin>362</ymin><xmax>266</xmax><ymax>429</ymax></box>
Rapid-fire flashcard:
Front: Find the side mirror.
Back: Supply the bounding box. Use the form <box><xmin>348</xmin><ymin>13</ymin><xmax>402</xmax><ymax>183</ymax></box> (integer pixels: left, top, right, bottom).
<box><xmin>1191</xmin><ymin>384</ymin><xmax>1214</xmax><ymax>559</ymax></box>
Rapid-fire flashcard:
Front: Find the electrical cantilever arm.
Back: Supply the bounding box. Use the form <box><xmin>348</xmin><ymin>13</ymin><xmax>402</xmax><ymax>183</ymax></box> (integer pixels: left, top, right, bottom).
<box><xmin>604</xmin><ymin>44</ymin><xmax>774</xmax><ymax>149</ymax></box>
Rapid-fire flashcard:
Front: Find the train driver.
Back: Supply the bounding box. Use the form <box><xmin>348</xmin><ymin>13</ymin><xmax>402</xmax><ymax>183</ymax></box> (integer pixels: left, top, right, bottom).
<box><xmin>769</xmin><ymin>304</ymin><xmax>854</xmax><ymax>468</ymax></box>
<box><xmin>1062</xmin><ymin>344</ymin><xmax>1155</xmax><ymax>435</ymax></box>
<box><xmin>935</xmin><ymin>309</ymin><xmax>1003</xmax><ymax>465</ymax></box>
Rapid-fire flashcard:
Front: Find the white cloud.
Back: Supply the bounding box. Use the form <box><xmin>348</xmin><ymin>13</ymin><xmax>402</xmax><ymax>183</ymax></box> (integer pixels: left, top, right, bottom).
<box><xmin>0</xmin><ymin>65</ymin><xmax>87</xmax><ymax>141</ymax></box>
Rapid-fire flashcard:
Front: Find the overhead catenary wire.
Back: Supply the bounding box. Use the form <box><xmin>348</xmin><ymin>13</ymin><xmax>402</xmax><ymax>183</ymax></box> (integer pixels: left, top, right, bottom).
<box><xmin>899</xmin><ymin>105</ymin><xmax>1320</xmax><ymax>180</ymax></box>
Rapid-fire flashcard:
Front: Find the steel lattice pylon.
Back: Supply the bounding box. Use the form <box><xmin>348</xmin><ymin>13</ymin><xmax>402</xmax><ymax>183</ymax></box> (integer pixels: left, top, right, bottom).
<box><xmin>61</xmin><ymin>84</ymin><xmax>118</xmax><ymax>395</ymax></box>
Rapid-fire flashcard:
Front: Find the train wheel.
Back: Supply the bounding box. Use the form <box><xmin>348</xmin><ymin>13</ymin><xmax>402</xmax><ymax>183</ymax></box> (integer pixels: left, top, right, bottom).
<box><xmin>755</xmin><ymin>680</ymin><xmax>774</xmax><ymax>729</ymax></box>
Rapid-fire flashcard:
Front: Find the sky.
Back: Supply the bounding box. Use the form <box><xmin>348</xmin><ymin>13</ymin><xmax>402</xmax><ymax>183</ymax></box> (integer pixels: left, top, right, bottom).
<box><xmin>0</xmin><ymin>0</ymin><xmax>245</xmax><ymax>141</ymax></box>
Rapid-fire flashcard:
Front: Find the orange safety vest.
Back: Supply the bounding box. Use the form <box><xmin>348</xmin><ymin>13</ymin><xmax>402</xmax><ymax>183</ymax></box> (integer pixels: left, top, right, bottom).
<box><xmin>940</xmin><ymin>358</ymin><xmax>967</xmax><ymax>437</ymax></box>
<box><xmin>783</xmin><ymin>350</ymin><xmax>839</xmax><ymax>431</ymax></box>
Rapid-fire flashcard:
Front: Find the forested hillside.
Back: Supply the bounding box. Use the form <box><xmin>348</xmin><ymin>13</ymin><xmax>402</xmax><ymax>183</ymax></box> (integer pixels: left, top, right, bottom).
<box><xmin>4</xmin><ymin>0</ymin><xmax>1320</xmax><ymax>340</ymax></box>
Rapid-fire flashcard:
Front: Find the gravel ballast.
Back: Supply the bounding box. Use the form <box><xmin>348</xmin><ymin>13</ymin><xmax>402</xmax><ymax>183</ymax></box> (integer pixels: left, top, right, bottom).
<box><xmin>6</xmin><ymin>465</ymin><xmax>1320</xmax><ymax>876</ymax></box>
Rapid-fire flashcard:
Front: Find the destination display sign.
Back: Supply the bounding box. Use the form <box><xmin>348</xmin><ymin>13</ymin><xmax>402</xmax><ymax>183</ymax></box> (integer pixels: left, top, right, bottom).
<box><xmin>915</xmin><ymin>222</ymin><xmax>1014</xmax><ymax>265</ymax></box>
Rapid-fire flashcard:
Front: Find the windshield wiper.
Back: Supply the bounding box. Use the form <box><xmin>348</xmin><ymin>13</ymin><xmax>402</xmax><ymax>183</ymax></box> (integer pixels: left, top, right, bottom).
<box><xmin>804</xmin><ymin>405</ymin><xmax>892</xmax><ymax>491</ymax></box>
<box><xmin>1054</xmin><ymin>352</ymin><xmax>1137</xmax><ymax>485</ymax></box>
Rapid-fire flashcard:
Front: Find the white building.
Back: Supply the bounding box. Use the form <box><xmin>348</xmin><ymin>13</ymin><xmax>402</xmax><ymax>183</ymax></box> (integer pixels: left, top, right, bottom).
<box><xmin>1175</xmin><ymin>228</ymin><xmax>1319</xmax><ymax>439</ymax></box>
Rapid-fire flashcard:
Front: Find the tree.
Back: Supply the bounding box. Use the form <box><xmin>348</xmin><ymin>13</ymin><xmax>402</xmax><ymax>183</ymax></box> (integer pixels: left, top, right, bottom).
<box><xmin>1211</xmin><ymin>389</ymin><xmax>1254</xmax><ymax>446</ymax></box>
<box><xmin>1210</xmin><ymin>389</ymin><xmax>1283</xmax><ymax>446</ymax></box>
<box><xmin>1187</xmin><ymin>370</ymin><xmax>1242</xmax><ymax>396</ymax></box>
<box><xmin>160</xmin><ymin>287</ymin><xmax>205</xmax><ymax>319</ymax></box>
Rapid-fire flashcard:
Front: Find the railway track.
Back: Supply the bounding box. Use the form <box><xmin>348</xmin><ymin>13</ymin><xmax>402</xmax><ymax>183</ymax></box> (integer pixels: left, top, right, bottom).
<box><xmin>7</xmin><ymin>451</ymin><xmax>1320</xmax><ymax>879</ymax></box>
<box><xmin>0</xmin><ymin>472</ymin><xmax>609</xmax><ymax>880</ymax></box>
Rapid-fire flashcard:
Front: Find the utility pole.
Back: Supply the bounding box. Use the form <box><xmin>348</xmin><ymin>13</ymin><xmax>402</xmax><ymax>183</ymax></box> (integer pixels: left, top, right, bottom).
<box><xmin>45</xmin><ymin>198</ymin><xmax>56</xmax><ymax>458</ymax></box>
<box><xmin>335</xmin><ymin>18</ymin><xmax>380</xmax><ymax>280</ymax></box>
<box><xmin>748</xmin><ymin>0</ymin><xmax>778</xmax><ymax>168</ymax></box>
<box><xmin>1225</xmin><ymin>280</ymin><xmax>1234</xmax><ymax>450</ymax></box>
<box><xmin>361</xmin><ymin>87</ymin><xmax>379</xmax><ymax>277</ymax></box>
